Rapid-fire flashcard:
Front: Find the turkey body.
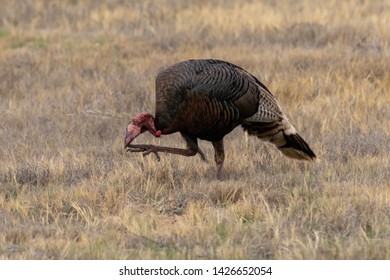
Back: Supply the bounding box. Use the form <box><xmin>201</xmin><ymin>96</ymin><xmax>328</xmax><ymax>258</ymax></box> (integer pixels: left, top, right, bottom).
<box><xmin>126</xmin><ymin>59</ymin><xmax>316</xmax><ymax>179</ymax></box>
<box><xmin>154</xmin><ymin>59</ymin><xmax>267</xmax><ymax>142</ymax></box>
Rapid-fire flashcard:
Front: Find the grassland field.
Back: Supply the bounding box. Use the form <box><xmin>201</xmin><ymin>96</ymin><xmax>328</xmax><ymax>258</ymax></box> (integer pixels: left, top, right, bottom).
<box><xmin>0</xmin><ymin>0</ymin><xmax>390</xmax><ymax>259</ymax></box>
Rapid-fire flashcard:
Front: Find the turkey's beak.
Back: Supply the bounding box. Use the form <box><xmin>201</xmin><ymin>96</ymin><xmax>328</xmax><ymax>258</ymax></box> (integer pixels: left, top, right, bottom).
<box><xmin>124</xmin><ymin>132</ymin><xmax>133</xmax><ymax>148</ymax></box>
<box><xmin>124</xmin><ymin>121</ymin><xmax>142</xmax><ymax>148</ymax></box>
<box><xmin>124</xmin><ymin>123</ymin><xmax>134</xmax><ymax>148</ymax></box>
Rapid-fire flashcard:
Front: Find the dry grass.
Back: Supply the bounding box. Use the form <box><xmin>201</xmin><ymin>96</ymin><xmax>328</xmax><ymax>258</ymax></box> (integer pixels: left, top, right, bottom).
<box><xmin>1</xmin><ymin>0</ymin><xmax>390</xmax><ymax>259</ymax></box>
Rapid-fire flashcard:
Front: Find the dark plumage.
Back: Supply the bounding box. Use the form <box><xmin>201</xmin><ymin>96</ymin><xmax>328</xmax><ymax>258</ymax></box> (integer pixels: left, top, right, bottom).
<box><xmin>125</xmin><ymin>59</ymin><xmax>316</xmax><ymax>179</ymax></box>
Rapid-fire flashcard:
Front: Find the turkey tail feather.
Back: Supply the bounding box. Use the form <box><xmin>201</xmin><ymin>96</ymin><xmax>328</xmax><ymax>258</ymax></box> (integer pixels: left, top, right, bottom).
<box><xmin>279</xmin><ymin>132</ymin><xmax>316</xmax><ymax>161</ymax></box>
<box><xmin>242</xmin><ymin>118</ymin><xmax>316</xmax><ymax>161</ymax></box>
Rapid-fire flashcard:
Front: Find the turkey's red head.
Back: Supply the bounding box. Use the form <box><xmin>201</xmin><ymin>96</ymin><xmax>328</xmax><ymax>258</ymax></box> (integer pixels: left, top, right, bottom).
<box><xmin>124</xmin><ymin>112</ymin><xmax>162</xmax><ymax>148</ymax></box>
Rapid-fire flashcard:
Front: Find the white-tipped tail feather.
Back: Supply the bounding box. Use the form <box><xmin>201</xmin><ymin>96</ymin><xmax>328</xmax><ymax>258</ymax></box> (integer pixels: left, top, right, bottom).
<box><xmin>242</xmin><ymin>117</ymin><xmax>316</xmax><ymax>161</ymax></box>
<box><xmin>278</xmin><ymin>132</ymin><xmax>316</xmax><ymax>161</ymax></box>
<box><xmin>281</xmin><ymin>118</ymin><xmax>296</xmax><ymax>135</ymax></box>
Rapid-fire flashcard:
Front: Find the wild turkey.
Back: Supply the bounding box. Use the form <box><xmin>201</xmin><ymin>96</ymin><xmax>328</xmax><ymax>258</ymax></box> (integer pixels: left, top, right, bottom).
<box><xmin>125</xmin><ymin>59</ymin><xmax>316</xmax><ymax>179</ymax></box>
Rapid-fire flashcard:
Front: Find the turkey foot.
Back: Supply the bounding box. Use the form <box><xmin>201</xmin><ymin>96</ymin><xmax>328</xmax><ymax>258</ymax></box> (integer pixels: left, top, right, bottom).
<box><xmin>127</xmin><ymin>144</ymin><xmax>161</xmax><ymax>161</ymax></box>
<box><xmin>127</xmin><ymin>144</ymin><xmax>207</xmax><ymax>162</ymax></box>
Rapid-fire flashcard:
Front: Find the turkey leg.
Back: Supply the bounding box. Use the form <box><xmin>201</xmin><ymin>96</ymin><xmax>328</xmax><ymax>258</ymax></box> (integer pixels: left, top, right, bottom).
<box><xmin>212</xmin><ymin>139</ymin><xmax>225</xmax><ymax>180</ymax></box>
<box><xmin>127</xmin><ymin>132</ymin><xmax>207</xmax><ymax>162</ymax></box>
<box><xmin>127</xmin><ymin>144</ymin><xmax>201</xmax><ymax>161</ymax></box>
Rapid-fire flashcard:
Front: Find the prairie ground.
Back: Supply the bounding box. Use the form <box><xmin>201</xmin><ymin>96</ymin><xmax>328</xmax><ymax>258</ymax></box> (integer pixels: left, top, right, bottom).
<box><xmin>0</xmin><ymin>0</ymin><xmax>389</xmax><ymax>259</ymax></box>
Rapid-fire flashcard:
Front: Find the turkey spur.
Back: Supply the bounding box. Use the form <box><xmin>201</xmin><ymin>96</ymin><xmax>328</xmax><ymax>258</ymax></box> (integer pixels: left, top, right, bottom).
<box><xmin>125</xmin><ymin>59</ymin><xmax>316</xmax><ymax>179</ymax></box>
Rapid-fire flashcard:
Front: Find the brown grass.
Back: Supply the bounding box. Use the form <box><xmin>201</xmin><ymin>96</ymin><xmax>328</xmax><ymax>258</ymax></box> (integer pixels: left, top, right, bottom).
<box><xmin>1</xmin><ymin>0</ymin><xmax>389</xmax><ymax>259</ymax></box>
